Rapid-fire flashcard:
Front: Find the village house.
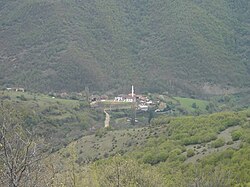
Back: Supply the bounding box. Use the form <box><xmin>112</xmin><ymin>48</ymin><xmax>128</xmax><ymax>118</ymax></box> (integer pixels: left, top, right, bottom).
<box><xmin>114</xmin><ymin>94</ymin><xmax>126</xmax><ymax>102</ymax></box>
<box><xmin>124</xmin><ymin>95</ymin><xmax>134</xmax><ymax>102</ymax></box>
<box><xmin>76</xmin><ymin>92</ymin><xmax>83</xmax><ymax>97</ymax></box>
<box><xmin>114</xmin><ymin>96</ymin><xmax>124</xmax><ymax>102</ymax></box>
<box><xmin>146</xmin><ymin>100</ymin><xmax>153</xmax><ymax>105</ymax></box>
<box><xmin>114</xmin><ymin>86</ymin><xmax>154</xmax><ymax>105</ymax></box>
<box><xmin>136</xmin><ymin>95</ymin><xmax>148</xmax><ymax>103</ymax></box>
<box><xmin>11</xmin><ymin>87</ymin><xmax>25</xmax><ymax>92</ymax></box>
<box><xmin>138</xmin><ymin>104</ymin><xmax>148</xmax><ymax>111</ymax></box>
<box><xmin>114</xmin><ymin>94</ymin><xmax>135</xmax><ymax>102</ymax></box>
<box><xmin>100</xmin><ymin>95</ymin><xmax>109</xmax><ymax>101</ymax></box>
<box><xmin>60</xmin><ymin>92</ymin><xmax>69</xmax><ymax>98</ymax></box>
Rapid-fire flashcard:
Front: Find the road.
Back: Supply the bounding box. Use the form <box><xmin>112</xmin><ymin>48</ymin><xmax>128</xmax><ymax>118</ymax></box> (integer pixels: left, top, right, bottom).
<box><xmin>104</xmin><ymin>109</ymin><xmax>110</xmax><ymax>128</ymax></box>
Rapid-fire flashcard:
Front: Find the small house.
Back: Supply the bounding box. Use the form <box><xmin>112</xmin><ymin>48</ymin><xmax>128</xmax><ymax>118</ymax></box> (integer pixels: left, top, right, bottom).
<box><xmin>100</xmin><ymin>95</ymin><xmax>109</xmax><ymax>101</ymax></box>
<box><xmin>138</xmin><ymin>104</ymin><xmax>148</xmax><ymax>111</ymax></box>
<box><xmin>13</xmin><ymin>88</ymin><xmax>25</xmax><ymax>92</ymax></box>
<box><xmin>124</xmin><ymin>96</ymin><xmax>134</xmax><ymax>102</ymax></box>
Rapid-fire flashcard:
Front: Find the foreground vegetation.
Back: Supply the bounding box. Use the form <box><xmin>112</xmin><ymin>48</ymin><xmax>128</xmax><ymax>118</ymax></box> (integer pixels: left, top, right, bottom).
<box><xmin>42</xmin><ymin>111</ymin><xmax>250</xmax><ymax>186</ymax></box>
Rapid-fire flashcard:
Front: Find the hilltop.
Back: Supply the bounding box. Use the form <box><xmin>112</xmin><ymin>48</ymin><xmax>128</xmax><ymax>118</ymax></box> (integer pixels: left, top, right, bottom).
<box><xmin>0</xmin><ymin>0</ymin><xmax>249</xmax><ymax>96</ymax></box>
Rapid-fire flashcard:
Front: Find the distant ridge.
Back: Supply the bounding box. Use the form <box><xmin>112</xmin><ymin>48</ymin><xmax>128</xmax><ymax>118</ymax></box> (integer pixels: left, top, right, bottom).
<box><xmin>0</xmin><ymin>0</ymin><xmax>249</xmax><ymax>96</ymax></box>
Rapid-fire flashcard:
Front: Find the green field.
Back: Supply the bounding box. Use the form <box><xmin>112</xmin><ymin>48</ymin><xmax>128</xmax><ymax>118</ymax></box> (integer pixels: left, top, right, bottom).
<box><xmin>92</xmin><ymin>100</ymin><xmax>133</xmax><ymax>110</ymax></box>
<box><xmin>174</xmin><ymin>97</ymin><xmax>209</xmax><ymax>112</ymax></box>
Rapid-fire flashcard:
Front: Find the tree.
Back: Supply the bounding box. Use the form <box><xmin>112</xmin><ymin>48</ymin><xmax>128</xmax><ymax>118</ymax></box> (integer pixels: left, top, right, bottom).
<box><xmin>187</xmin><ymin>149</ymin><xmax>195</xmax><ymax>157</ymax></box>
<box><xmin>192</xmin><ymin>102</ymin><xmax>197</xmax><ymax>109</ymax></box>
<box><xmin>148</xmin><ymin>108</ymin><xmax>155</xmax><ymax>124</ymax></box>
<box><xmin>87</xmin><ymin>155</ymin><xmax>165</xmax><ymax>187</ymax></box>
<box><xmin>0</xmin><ymin>102</ymin><xmax>45</xmax><ymax>187</ymax></box>
<box><xmin>190</xmin><ymin>165</ymin><xmax>231</xmax><ymax>187</ymax></box>
<box><xmin>85</xmin><ymin>86</ymin><xmax>90</xmax><ymax>106</ymax></box>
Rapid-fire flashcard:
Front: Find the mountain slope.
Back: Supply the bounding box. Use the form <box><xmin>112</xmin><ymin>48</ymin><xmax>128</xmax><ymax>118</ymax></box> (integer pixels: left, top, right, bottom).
<box><xmin>49</xmin><ymin>110</ymin><xmax>250</xmax><ymax>186</ymax></box>
<box><xmin>0</xmin><ymin>0</ymin><xmax>249</xmax><ymax>95</ymax></box>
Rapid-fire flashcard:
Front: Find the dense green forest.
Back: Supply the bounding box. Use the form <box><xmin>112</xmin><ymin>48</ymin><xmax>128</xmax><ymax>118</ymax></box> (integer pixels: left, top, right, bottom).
<box><xmin>0</xmin><ymin>0</ymin><xmax>249</xmax><ymax>95</ymax></box>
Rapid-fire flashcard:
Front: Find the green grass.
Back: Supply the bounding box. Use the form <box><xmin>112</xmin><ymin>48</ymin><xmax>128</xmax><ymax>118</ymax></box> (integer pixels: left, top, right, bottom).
<box><xmin>0</xmin><ymin>91</ymin><xmax>103</xmax><ymax>150</ymax></box>
<box><xmin>95</xmin><ymin>100</ymin><xmax>133</xmax><ymax>109</ymax></box>
<box><xmin>174</xmin><ymin>97</ymin><xmax>209</xmax><ymax>112</ymax></box>
<box><xmin>53</xmin><ymin>124</ymin><xmax>170</xmax><ymax>166</ymax></box>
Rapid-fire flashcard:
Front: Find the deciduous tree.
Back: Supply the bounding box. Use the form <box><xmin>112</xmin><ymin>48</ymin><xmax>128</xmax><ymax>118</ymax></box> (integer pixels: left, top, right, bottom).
<box><xmin>0</xmin><ymin>102</ymin><xmax>45</xmax><ymax>187</ymax></box>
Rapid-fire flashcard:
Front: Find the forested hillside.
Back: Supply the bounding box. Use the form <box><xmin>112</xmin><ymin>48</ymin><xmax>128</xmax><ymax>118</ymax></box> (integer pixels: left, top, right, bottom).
<box><xmin>0</xmin><ymin>0</ymin><xmax>249</xmax><ymax>95</ymax></box>
<box><xmin>22</xmin><ymin>110</ymin><xmax>250</xmax><ymax>186</ymax></box>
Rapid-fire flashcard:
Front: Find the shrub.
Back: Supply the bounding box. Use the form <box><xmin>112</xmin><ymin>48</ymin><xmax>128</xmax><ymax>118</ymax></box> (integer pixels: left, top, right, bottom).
<box><xmin>64</xmin><ymin>152</ymin><xmax>70</xmax><ymax>158</ymax></box>
<box><xmin>143</xmin><ymin>152</ymin><xmax>168</xmax><ymax>165</ymax></box>
<box><xmin>227</xmin><ymin>141</ymin><xmax>234</xmax><ymax>145</ymax></box>
<box><xmin>187</xmin><ymin>149</ymin><xmax>195</xmax><ymax>157</ymax></box>
<box><xmin>17</xmin><ymin>95</ymin><xmax>27</xmax><ymax>101</ymax></box>
<box><xmin>1</xmin><ymin>95</ymin><xmax>11</xmax><ymax>100</ymax></box>
<box><xmin>95</xmin><ymin>128</ymin><xmax>107</xmax><ymax>138</ymax></box>
<box><xmin>210</xmin><ymin>138</ymin><xmax>225</xmax><ymax>148</ymax></box>
<box><xmin>231</xmin><ymin>130</ymin><xmax>242</xmax><ymax>141</ymax></box>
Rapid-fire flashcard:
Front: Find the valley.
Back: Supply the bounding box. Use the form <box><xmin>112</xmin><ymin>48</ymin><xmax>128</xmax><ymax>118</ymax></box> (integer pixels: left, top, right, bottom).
<box><xmin>0</xmin><ymin>0</ymin><xmax>250</xmax><ymax>186</ymax></box>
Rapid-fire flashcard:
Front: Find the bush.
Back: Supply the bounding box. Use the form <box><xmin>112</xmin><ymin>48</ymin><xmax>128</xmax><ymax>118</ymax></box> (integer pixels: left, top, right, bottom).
<box><xmin>1</xmin><ymin>95</ymin><xmax>11</xmax><ymax>100</ymax></box>
<box><xmin>231</xmin><ymin>130</ymin><xmax>242</xmax><ymax>141</ymax></box>
<box><xmin>187</xmin><ymin>149</ymin><xmax>195</xmax><ymax>157</ymax></box>
<box><xmin>210</xmin><ymin>138</ymin><xmax>225</xmax><ymax>148</ymax></box>
<box><xmin>227</xmin><ymin>141</ymin><xmax>234</xmax><ymax>145</ymax></box>
<box><xmin>17</xmin><ymin>95</ymin><xmax>27</xmax><ymax>101</ymax></box>
<box><xmin>95</xmin><ymin>128</ymin><xmax>107</xmax><ymax>138</ymax></box>
<box><xmin>143</xmin><ymin>152</ymin><xmax>168</xmax><ymax>165</ymax></box>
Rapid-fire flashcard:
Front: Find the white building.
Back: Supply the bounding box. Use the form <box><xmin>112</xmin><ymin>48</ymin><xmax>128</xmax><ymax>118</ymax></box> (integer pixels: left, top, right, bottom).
<box><xmin>138</xmin><ymin>104</ymin><xmax>148</xmax><ymax>111</ymax></box>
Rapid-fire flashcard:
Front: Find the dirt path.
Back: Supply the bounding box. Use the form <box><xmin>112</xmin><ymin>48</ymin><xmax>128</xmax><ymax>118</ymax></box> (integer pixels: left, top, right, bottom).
<box><xmin>104</xmin><ymin>109</ymin><xmax>110</xmax><ymax>128</ymax></box>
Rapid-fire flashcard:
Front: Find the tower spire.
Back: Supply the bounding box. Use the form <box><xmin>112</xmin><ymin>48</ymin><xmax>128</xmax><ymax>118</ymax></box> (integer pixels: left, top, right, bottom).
<box><xmin>132</xmin><ymin>85</ymin><xmax>134</xmax><ymax>97</ymax></box>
